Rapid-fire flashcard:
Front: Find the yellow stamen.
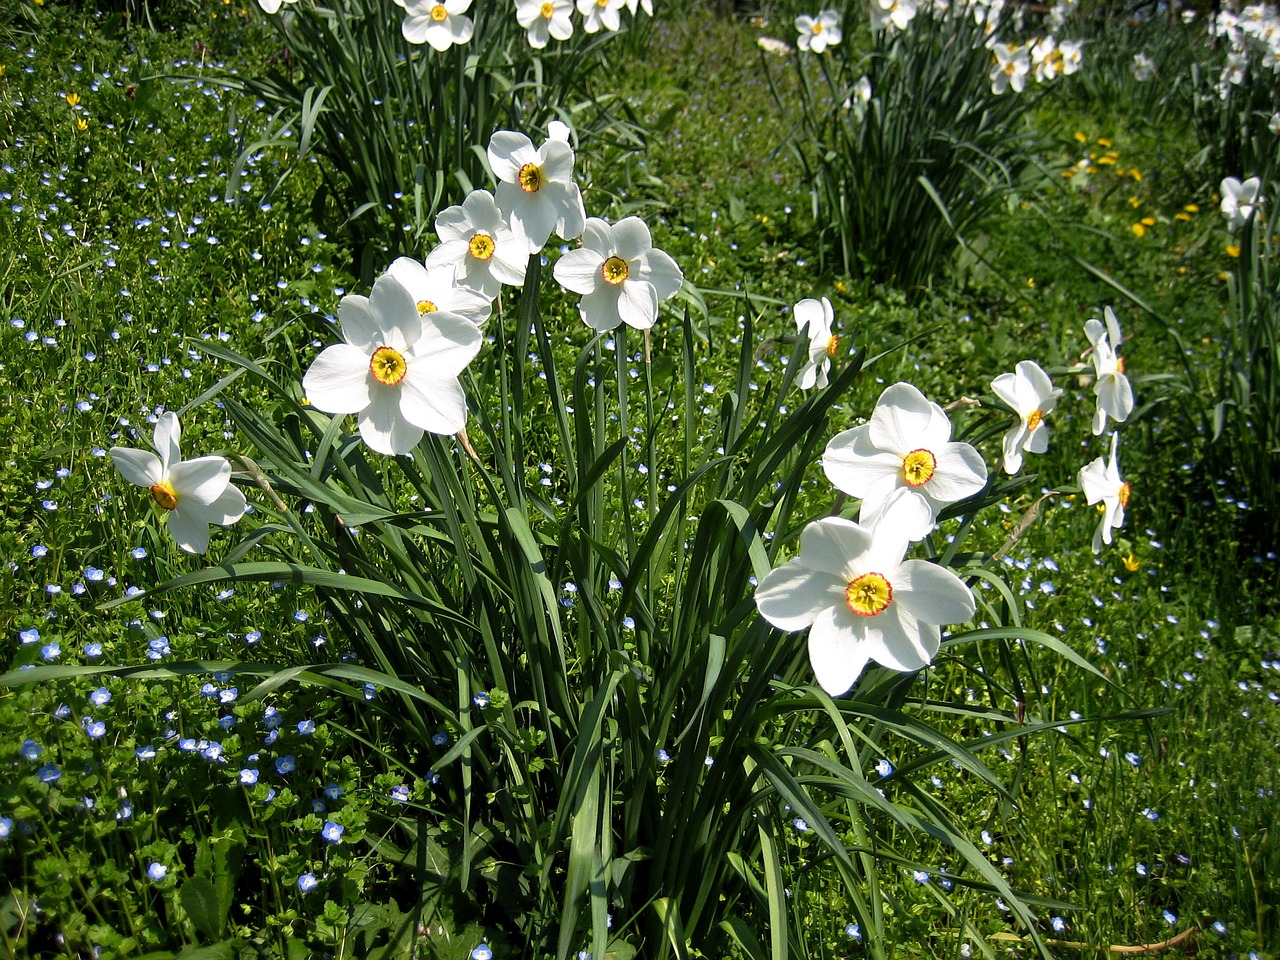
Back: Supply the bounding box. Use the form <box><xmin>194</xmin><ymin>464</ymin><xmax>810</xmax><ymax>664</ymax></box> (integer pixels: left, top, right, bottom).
<box><xmin>540</xmin><ymin>0</ymin><xmax>554</xmax><ymax>16</ymax></box>
<box><xmin>901</xmin><ymin>448</ymin><xmax>937</xmax><ymax>487</ymax></box>
<box><xmin>1118</xmin><ymin>481</ymin><xmax>1131</xmax><ymax>508</ymax></box>
<box><xmin>1026</xmin><ymin>409</ymin><xmax>1043</xmax><ymax>432</ymax></box>
<box><xmin>812</xmin><ymin>21</ymin><xmax>823</xmax><ymax>33</ymax></box>
<box><xmin>468</xmin><ymin>233</ymin><xmax>496</xmax><ymax>261</ymax></box>
<box><xmin>150</xmin><ymin>481</ymin><xmax>179</xmax><ymax>511</ymax></box>
<box><xmin>846</xmin><ymin>572</ymin><xmax>892</xmax><ymax>618</ymax></box>
<box><xmin>601</xmin><ymin>255</ymin><xmax>630</xmax><ymax>285</ymax></box>
<box><xmin>416</xmin><ymin>299</ymin><xmax>437</xmax><ymax>315</ymax></box>
<box><xmin>430</xmin><ymin>3</ymin><xmax>447</xmax><ymax>21</ymax></box>
<box><xmin>1116</xmin><ymin>356</ymin><xmax>1125</xmax><ymax>375</ymax></box>
<box><xmin>369</xmin><ymin>346</ymin><xmax>408</xmax><ymax>386</ymax></box>
<box><xmin>517</xmin><ymin>162</ymin><xmax>543</xmax><ymax>193</ymax></box>
<box><xmin>826</xmin><ymin>334</ymin><xmax>839</xmax><ymax>357</ymax></box>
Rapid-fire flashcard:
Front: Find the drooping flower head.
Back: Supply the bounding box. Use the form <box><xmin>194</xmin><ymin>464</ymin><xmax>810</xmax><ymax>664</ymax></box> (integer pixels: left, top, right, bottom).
<box><xmin>796</xmin><ymin>10</ymin><xmax>842</xmax><ymax>52</ymax></box>
<box><xmin>823</xmin><ymin>382</ymin><xmax>988</xmax><ymax>523</ymax></box>
<box><xmin>1220</xmin><ymin>176</ymin><xmax>1262</xmax><ymax>230</ymax></box>
<box><xmin>1084</xmin><ymin>306</ymin><xmax>1133</xmax><ymax>435</ymax></box>
<box><xmin>515</xmin><ymin>0</ymin><xmax>574</xmax><ymax>49</ymax></box>
<box><xmin>487</xmin><ymin>130</ymin><xmax>587</xmax><ymax>253</ymax></box>
<box><xmin>402</xmin><ymin>0</ymin><xmax>474</xmax><ymax>50</ymax></box>
<box><xmin>385</xmin><ymin>256</ymin><xmax>493</xmax><ymax>326</ymax></box>
<box><xmin>425</xmin><ymin>190</ymin><xmax>529</xmax><ymax>301</ymax></box>
<box><xmin>1078</xmin><ymin>431</ymin><xmax>1130</xmax><ymax>553</ymax></box>
<box><xmin>754</xmin><ymin>492</ymin><xmax>976</xmax><ymax>696</ymax></box>
<box><xmin>991</xmin><ymin>360</ymin><xmax>1062</xmax><ymax>475</ymax></box>
<box><xmin>110</xmin><ymin>412</ymin><xmax>247</xmax><ymax>554</ymax></box>
<box><xmin>301</xmin><ymin>272</ymin><xmax>483</xmax><ymax>456</ymax></box>
<box><xmin>552</xmin><ymin>216</ymin><xmax>683</xmax><ymax>332</ymax></box>
<box><xmin>792</xmin><ymin>297</ymin><xmax>838</xmax><ymax>390</ymax></box>
<box><xmin>576</xmin><ymin>0</ymin><xmax>625</xmax><ymax>33</ymax></box>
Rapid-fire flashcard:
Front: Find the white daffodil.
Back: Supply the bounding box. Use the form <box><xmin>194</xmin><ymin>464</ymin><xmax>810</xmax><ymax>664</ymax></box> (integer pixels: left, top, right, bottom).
<box><xmin>1131</xmin><ymin>52</ymin><xmax>1155</xmax><ymax>81</ymax></box>
<box><xmin>624</xmin><ymin>0</ymin><xmax>653</xmax><ymax>15</ymax></box>
<box><xmin>301</xmin><ymin>273</ymin><xmax>483</xmax><ymax>456</ymax></box>
<box><xmin>796</xmin><ymin>10</ymin><xmax>842</xmax><ymax>52</ymax></box>
<box><xmin>870</xmin><ymin>0</ymin><xmax>917</xmax><ymax>32</ymax></box>
<box><xmin>1058</xmin><ymin>38</ymin><xmax>1084</xmax><ymax>75</ymax></box>
<box><xmin>425</xmin><ymin>190</ymin><xmax>529</xmax><ymax>301</ymax></box>
<box><xmin>991</xmin><ymin>43</ymin><xmax>1031</xmax><ymax>94</ymax></box>
<box><xmin>1078</xmin><ymin>431</ymin><xmax>1130</xmax><ymax>553</ymax></box>
<box><xmin>1221</xmin><ymin>176</ymin><xmax>1262</xmax><ymax>230</ymax></box>
<box><xmin>991</xmin><ymin>360</ymin><xmax>1062</xmax><ymax>475</ymax></box>
<box><xmin>1084</xmin><ymin>306</ymin><xmax>1133</xmax><ymax>435</ymax></box>
<box><xmin>754</xmin><ymin>494</ymin><xmax>976</xmax><ymax>696</ymax></box>
<box><xmin>402</xmin><ymin>0</ymin><xmax>474</xmax><ymax>51</ymax></box>
<box><xmin>576</xmin><ymin>0</ymin><xmax>624</xmax><ymax>33</ymax></box>
<box><xmin>792</xmin><ymin>297</ymin><xmax>838</xmax><ymax>390</ymax></box>
<box><xmin>552</xmin><ymin>217</ymin><xmax>684</xmax><ymax>332</ymax></box>
<box><xmin>1030</xmin><ymin>35</ymin><xmax>1059</xmax><ymax>82</ymax></box>
<box><xmin>823</xmin><ymin>382</ymin><xmax>988</xmax><ymax>524</ymax></box>
<box><xmin>516</xmin><ymin>0</ymin><xmax>574</xmax><ymax>49</ymax></box>
<box><xmin>487</xmin><ymin>130</ymin><xmax>587</xmax><ymax>253</ymax></box>
<box><xmin>256</xmin><ymin>0</ymin><xmax>297</xmax><ymax>14</ymax></box>
<box><xmin>385</xmin><ymin>257</ymin><xmax>492</xmax><ymax>326</ymax></box>
<box><xmin>111</xmin><ymin>412</ymin><xmax>246</xmax><ymax>555</ymax></box>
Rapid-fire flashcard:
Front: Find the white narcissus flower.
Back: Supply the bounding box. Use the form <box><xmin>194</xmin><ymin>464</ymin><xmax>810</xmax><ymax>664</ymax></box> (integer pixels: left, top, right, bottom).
<box><xmin>1221</xmin><ymin>176</ymin><xmax>1262</xmax><ymax>230</ymax></box>
<box><xmin>823</xmin><ymin>382</ymin><xmax>988</xmax><ymax>524</ymax></box>
<box><xmin>1078</xmin><ymin>432</ymin><xmax>1130</xmax><ymax>553</ymax></box>
<box><xmin>487</xmin><ymin>130</ymin><xmax>587</xmax><ymax>253</ymax></box>
<box><xmin>754</xmin><ymin>493</ymin><xmax>976</xmax><ymax>696</ymax></box>
<box><xmin>792</xmin><ymin>297</ymin><xmax>838</xmax><ymax>390</ymax></box>
<box><xmin>1131</xmin><ymin>52</ymin><xmax>1155</xmax><ymax>81</ymax></box>
<box><xmin>991</xmin><ymin>360</ymin><xmax>1062</xmax><ymax>476</ymax></box>
<box><xmin>795</xmin><ymin>10</ymin><xmax>842</xmax><ymax>53</ymax></box>
<box><xmin>302</xmin><ymin>273</ymin><xmax>483</xmax><ymax>456</ymax></box>
<box><xmin>256</xmin><ymin>0</ymin><xmax>297</xmax><ymax>14</ymax></box>
<box><xmin>1058</xmin><ymin>38</ymin><xmax>1084</xmax><ymax>75</ymax></box>
<box><xmin>577</xmin><ymin>0</ymin><xmax>624</xmax><ymax>33</ymax></box>
<box><xmin>385</xmin><ymin>257</ymin><xmax>492</xmax><ymax>326</ymax></box>
<box><xmin>623</xmin><ymin>0</ymin><xmax>653</xmax><ymax>15</ymax></box>
<box><xmin>1084</xmin><ymin>306</ymin><xmax>1133</xmax><ymax>435</ymax></box>
<box><xmin>553</xmin><ymin>217</ymin><xmax>683</xmax><ymax>332</ymax></box>
<box><xmin>1270</xmin><ymin>112</ymin><xmax>1280</xmax><ymax>136</ymax></box>
<box><xmin>870</xmin><ymin>0</ymin><xmax>917</xmax><ymax>33</ymax></box>
<box><xmin>516</xmin><ymin>0</ymin><xmax>574</xmax><ymax>49</ymax></box>
<box><xmin>991</xmin><ymin>43</ymin><xmax>1030</xmax><ymax>94</ymax></box>
<box><xmin>110</xmin><ymin>412</ymin><xmax>247</xmax><ymax>555</ymax></box>
<box><xmin>402</xmin><ymin>0</ymin><xmax>474</xmax><ymax>51</ymax></box>
<box><xmin>425</xmin><ymin>190</ymin><xmax>529</xmax><ymax>301</ymax></box>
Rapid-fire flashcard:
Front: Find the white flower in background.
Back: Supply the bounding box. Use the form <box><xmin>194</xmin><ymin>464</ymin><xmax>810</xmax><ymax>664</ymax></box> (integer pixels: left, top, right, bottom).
<box><xmin>870</xmin><ymin>0</ymin><xmax>917</xmax><ymax>32</ymax></box>
<box><xmin>302</xmin><ymin>274</ymin><xmax>482</xmax><ymax>456</ymax></box>
<box><xmin>823</xmin><ymin>382</ymin><xmax>988</xmax><ymax>524</ymax></box>
<box><xmin>1030</xmin><ymin>35</ymin><xmax>1059</xmax><ymax>81</ymax></box>
<box><xmin>487</xmin><ymin>130</ymin><xmax>587</xmax><ymax>253</ymax></box>
<box><xmin>1084</xmin><ymin>306</ymin><xmax>1133</xmax><ymax>435</ymax></box>
<box><xmin>1270</xmin><ymin>112</ymin><xmax>1280</xmax><ymax>136</ymax></box>
<box><xmin>1221</xmin><ymin>176</ymin><xmax>1263</xmax><ymax>230</ymax></box>
<box><xmin>110</xmin><ymin>412</ymin><xmax>247</xmax><ymax>555</ymax></box>
<box><xmin>516</xmin><ymin>0</ymin><xmax>574</xmax><ymax>48</ymax></box>
<box><xmin>623</xmin><ymin>0</ymin><xmax>653</xmax><ymax>15</ymax></box>
<box><xmin>757</xmin><ymin>36</ymin><xmax>794</xmax><ymax>56</ymax></box>
<box><xmin>577</xmin><ymin>0</ymin><xmax>624</xmax><ymax>33</ymax></box>
<box><xmin>796</xmin><ymin>10</ymin><xmax>842</xmax><ymax>52</ymax></box>
<box><xmin>554</xmin><ymin>217</ymin><xmax>683</xmax><ymax>331</ymax></box>
<box><xmin>385</xmin><ymin>257</ymin><xmax>492</xmax><ymax>326</ymax></box>
<box><xmin>991</xmin><ymin>43</ymin><xmax>1030</xmax><ymax>94</ymax></box>
<box><xmin>972</xmin><ymin>0</ymin><xmax>1004</xmax><ymax>40</ymax></box>
<box><xmin>255</xmin><ymin>0</ymin><xmax>297</xmax><ymax>14</ymax></box>
<box><xmin>547</xmin><ymin>119</ymin><xmax>572</xmax><ymax>143</ymax></box>
<box><xmin>1131</xmin><ymin>52</ymin><xmax>1155</xmax><ymax>81</ymax></box>
<box><xmin>754</xmin><ymin>494</ymin><xmax>976</xmax><ymax>696</ymax></box>
<box><xmin>1223</xmin><ymin>51</ymin><xmax>1248</xmax><ymax>86</ymax></box>
<box><xmin>991</xmin><ymin>360</ymin><xmax>1062</xmax><ymax>475</ymax></box>
<box><xmin>852</xmin><ymin>74</ymin><xmax>873</xmax><ymax>105</ymax></box>
<box><xmin>792</xmin><ymin>297</ymin><xmax>838</xmax><ymax>390</ymax></box>
<box><xmin>1078</xmin><ymin>432</ymin><xmax>1130</xmax><ymax>553</ymax></box>
<box><xmin>402</xmin><ymin>0</ymin><xmax>474</xmax><ymax>50</ymax></box>
<box><xmin>1058</xmin><ymin>38</ymin><xmax>1084</xmax><ymax>75</ymax></box>
<box><xmin>426</xmin><ymin>190</ymin><xmax>529</xmax><ymax>300</ymax></box>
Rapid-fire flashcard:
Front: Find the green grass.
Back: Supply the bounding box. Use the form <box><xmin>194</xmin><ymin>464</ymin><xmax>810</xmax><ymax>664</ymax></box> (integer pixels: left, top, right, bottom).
<box><xmin>2</xmin><ymin>2</ymin><xmax>1279</xmax><ymax>958</ymax></box>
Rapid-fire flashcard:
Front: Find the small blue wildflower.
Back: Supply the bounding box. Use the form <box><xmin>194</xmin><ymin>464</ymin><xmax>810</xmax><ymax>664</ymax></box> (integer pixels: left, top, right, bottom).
<box><xmin>912</xmin><ymin>870</ymin><xmax>929</xmax><ymax>884</ymax></box>
<box><xmin>54</xmin><ymin>704</ymin><xmax>71</xmax><ymax>719</ymax></box>
<box><xmin>18</xmin><ymin>628</ymin><xmax>39</xmax><ymax>645</ymax></box>
<box><xmin>89</xmin><ymin>686</ymin><xmax>111</xmax><ymax>706</ymax></box>
<box><xmin>874</xmin><ymin>759</ymin><xmax>894</xmax><ymax>777</ymax></box>
<box><xmin>391</xmin><ymin>784</ymin><xmax>410</xmax><ymax>803</ymax></box>
<box><xmin>83</xmin><ymin>642</ymin><xmax>103</xmax><ymax>657</ymax></box>
<box><xmin>131</xmin><ymin>547</ymin><xmax>147</xmax><ymax>559</ymax></box>
<box><xmin>136</xmin><ymin>745</ymin><xmax>157</xmax><ymax>760</ymax></box>
<box><xmin>275</xmin><ymin>756</ymin><xmax>296</xmax><ymax>775</ymax></box>
<box><xmin>472</xmin><ymin>691</ymin><xmax>490</xmax><ymax>709</ymax></box>
<box><xmin>297</xmin><ymin>872</ymin><xmax>319</xmax><ymax>892</ymax></box>
<box><xmin>470</xmin><ymin>945</ymin><xmax>493</xmax><ymax>960</ymax></box>
<box><xmin>41</xmin><ymin>643</ymin><xmax>61</xmax><ymax>661</ymax></box>
<box><xmin>297</xmin><ymin>719</ymin><xmax>316</xmax><ymax>735</ymax></box>
<box><xmin>85</xmin><ymin>567</ymin><xmax>105</xmax><ymax>582</ymax></box>
<box><xmin>218</xmin><ymin>715</ymin><xmax>236</xmax><ymax>731</ymax></box>
<box><xmin>793</xmin><ymin>818</ymin><xmax>808</xmax><ymax>832</ymax></box>
<box><xmin>219</xmin><ymin>688</ymin><xmax>238</xmax><ymax>704</ymax></box>
<box><xmin>363</xmin><ymin>683</ymin><xmax>377</xmax><ymax>700</ymax></box>
<box><xmin>0</xmin><ymin>817</ymin><xmax>12</xmax><ymax>839</ymax></box>
<box><xmin>200</xmin><ymin>682</ymin><xmax>218</xmax><ymax>698</ymax></box>
<box><xmin>1163</xmin><ymin>910</ymin><xmax>1177</xmax><ymax>925</ymax></box>
<box><xmin>845</xmin><ymin>923</ymin><xmax>861</xmax><ymax>941</ymax></box>
<box><xmin>293</xmin><ymin>610</ymin><xmax>309</xmax><ymax>623</ymax></box>
<box><xmin>431</xmin><ymin>732</ymin><xmax>450</xmax><ymax>747</ymax></box>
<box><xmin>31</xmin><ymin>545</ymin><xmax>48</xmax><ymax>558</ymax></box>
<box><xmin>321</xmin><ymin>821</ymin><xmax>344</xmax><ymax>843</ymax></box>
<box><xmin>240</xmin><ymin>769</ymin><xmax>259</xmax><ymax>785</ymax></box>
<box><xmin>1212</xmin><ymin>922</ymin><xmax>1226</xmax><ymax>936</ymax></box>
<box><xmin>146</xmin><ymin>862</ymin><xmax>167</xmax><ymax>882</ymax></box>
<box><xmin>263</xmin><ymin>706</ymin><xmax>282</xmax><ymax>729</ymax></box>
<box><xmin>655</xmin><ymin>749</ymin><xmax>671</xmax><ymax>764</ymax></box>
<box><xmin>36</xmin><ymin>764</ymin><xmax>60</xmax><ymax>783</ymax></box>
<box><xmin>1051</xmin><ymin>917</ymin><xmax>1066</xmax><ymax>933</ymax></box>
<box><xmin>84</xmin><ymin>719</ymin><xmax>107</xmax><ymax>738</ymax></box>
<box><xmin>20</xmin><ymin>740</ymin><xmax>42</xmax><ymax>761</ymax></box>
<box><xmin>324</xmin><ymin>783</ymin><xmax>343</xmax><ymax>800</ymax></box>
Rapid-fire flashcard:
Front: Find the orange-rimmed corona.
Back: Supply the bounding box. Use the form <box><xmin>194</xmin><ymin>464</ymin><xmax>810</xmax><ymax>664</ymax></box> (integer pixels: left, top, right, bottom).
<box><xmin>369</xmin><ymin>346</ymin><xmax>408</xmax><ymax>386</ymax></box>
<box><xmin>901</xmin><ymin>448</ymin><xmax>937</xmax><ymax>487</ymax></box>
<box><xmin>601</xmin><ymin>255</ymin><xmax>629</xmax><ymax>285</ymax></box>
<box><xmin>845</xmin><ymin>572</ymin><xmax>892</xmax><ymax>618</ymax></box>
<box><xmin>468</xmin><ymin>233</ymin><xmax>496</xmax><ymax>261</ymax></box>
<box><xmin>149</xmin><ymin>481</ymin><xmax>179</xmax><ymax>511</ymax></box>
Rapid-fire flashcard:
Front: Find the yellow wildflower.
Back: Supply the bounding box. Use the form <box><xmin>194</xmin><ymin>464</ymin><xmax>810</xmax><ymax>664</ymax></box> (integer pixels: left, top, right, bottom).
<box><xmin>66</xmin><ymin>92</ymin><xmax>80</xmax><ymax>107</ymax></box>
<box><xmin>1131</xmin><ymin>223</ymin><xmax>1146</xmax><ymax>237</ymax></box>
<box><xmin>1122</xmin><ymin>553</ymin><xmax>1140</xmax><ymax>572</ymax></box>
<box><xmin>1227</xmin><ymin>244</ymin><xmax>1240</xmax><ymax>257</ymax></box>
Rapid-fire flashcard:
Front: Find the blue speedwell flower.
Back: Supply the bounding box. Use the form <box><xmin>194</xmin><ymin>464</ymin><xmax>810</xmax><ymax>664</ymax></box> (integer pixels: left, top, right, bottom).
<box><xmin>297</xmin><ymin>872</ymin><xmax>319</xmax><ymax>892</ymax></box>
<box><xmin>320</xmin><ymin>821</ymin><xmax>344</xmax><ymax>843</ymax></box>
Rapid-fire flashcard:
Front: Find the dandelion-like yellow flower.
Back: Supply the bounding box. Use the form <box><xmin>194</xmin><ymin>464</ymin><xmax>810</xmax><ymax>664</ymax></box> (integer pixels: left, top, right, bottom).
<box><xmin>65</xmin><ymin>92</ymin><xmax>80</xmax><ymax>107</ymax></box>
<box><xmin>1131</xmin><ymin>223</ymin><xmax>1146</xmax><ymax>237</ymax></box>
<box><xmin>1123</xmin><ymin>553</ymin><xmax>1141</xmax><ymax>572</ymax></box>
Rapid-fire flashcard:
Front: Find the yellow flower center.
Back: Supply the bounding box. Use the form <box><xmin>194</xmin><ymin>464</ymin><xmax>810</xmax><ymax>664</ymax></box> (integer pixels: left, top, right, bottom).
<box><xmin>601</xmin><ymin>255</ymin><xmax>630</xmax><ymax>285</ymax></box>
<box><xmin>596</xmin><ymin>0</ymin><xmax>607</xmax><ymax>6</ymax></box>
<box><xmin>1118</xmin><ymin>481</ymin><xmax>1131</xmax><ymax>508</ymax></box>
<box><xmin>370</xmin><ymin>346</ymin><xmax>408</xmax><ymax>386</ymax></box>
<box><xmin>416</xmin><ymin>299</ymin><xmax>438</xmax><ymax>315</ymax></box>
<box><xmin>812</xmin><ymin>21</ymin><xmax>823</xmax><ymax>33</ymax></box>
<box><xmin>1026</xmin><ymin>408</ymin><xmax>1044</xmax><ymax>432</ymax></box>
<box><xmin>468</xmin><ymin>233</ymin><xmax>496</xmax><ymax>261</ymax></box>
<box><xmin>517</xmin><ymin>162</ymin><xmax>543</xmax><ymax>193</ymax></box>
<box><xmin>1116</xmin><ymin>356</ymin><xmax>1125</xmax><ymax>375</ymax></box>
<box><xmin>149</xmin><ymin>481</ymin><xmax>178</xmax><ymax>511</ymax></box>
<box><xmin>430</xmin><ymin>3</ymin><xmax>447</xmax><ymax>21</ymax></box>
<box><xmin>540</xmin><ymin>0</ymin><xmax>554</xmax><ymax>16</ymax></box>
<box><xmin>902</xmin><ymin>448</ymin><xmax>937</xmax><ymax>487</ymax></box>
<box><xmin>846</xmin><ymin>572</ymin><xmax>892</xmax><ymax>618</ymax></box>
<box><xmin>826</xmin><ymin>334</ymin><xmax>839</xmax><ymax>357</ymax></box>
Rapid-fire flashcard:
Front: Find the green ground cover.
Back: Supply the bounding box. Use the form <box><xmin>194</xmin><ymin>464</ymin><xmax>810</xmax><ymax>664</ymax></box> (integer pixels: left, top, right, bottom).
<box><xmin>1</xmin><ymin>0</ymin><xmax>1278</xmax><ymax>957</ymax></box>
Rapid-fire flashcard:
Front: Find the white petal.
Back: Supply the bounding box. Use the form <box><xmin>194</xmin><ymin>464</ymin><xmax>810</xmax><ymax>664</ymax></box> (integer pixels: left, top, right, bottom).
<box><xmin>925</xmin><ymin>442</ymin><xmax>988</xmax><ymax>503</ymax></box>
<box><xmin>358</xmin><ymin>388</ymin><xmax>423</xmax><ymax>456</ymax></box>
<box><xmin>487</xmin><ymin>130</ymin><xmax>536</xmax><ymax>183</ymax></box>
<box><xmin>367</xmin><ymin>273</ymin><xmax>424</xmax><ymax>351</ymax></box>
<box><xmin>868</xmin><ymin>383</ymin><xmax>947</xmax><ymax>452</ymax></box>
<box><xmin>798</xmin><ymin>516</ymin><xmax>873</xmax><ymax>577</ymax></box>
<box><xmin>611</xmin><ymin>217</ymin><xmax>653</xmax><ymax>261</ymax></box>
<box><xmin>617</xmin><ymin>280</ymin><xmax>659</xmax><ymax>330</ymax></box>
<box><xmin>336</xmin><ymin>292</ymin><xmax>380</xmax><ymax>353</ymax></box>
<box><xmin>755</xmin><ymin>559</ymin><xmax>845</xmax><ymax>632</ymax></box>
<box><xmin>167</xmin><ymin>507</ymin><xmax>212</xmax><ymax>554</ymax></box>
<box><xmin>153</xmin><ymin>412</ymin><xmax>182</xmax><ymax>475</ymax></box>
<box><xmin>554</xmin><ymin>248</ymin><xmax>604</xmax><ymax>295</ymax></box>
<box><xmin>168</xmin><ymin>456</ymin><xmax>232</xmax><ymax>507</ymax></box>
<box><xmin>806</xmin><ymin>606</ymin><xmax>872</xmax><ymax>696</ymax></box>
<box><xmin>111</xmin><ymin>448</ymin><xmax>162</xmax><ymax>488</ymax></box>
<box><xmin>303</xmin><ymin>344</ymin><xmax>374</xmax><ymax>414</ymax></box>
<box><xmin>208</xmin><ymin>482</ymin><xmax>247</xmax><ymax>526</ymax></box>
<box><xmin>639</xmin><ymin>247</ymin><xmax>684</xmax><ymax>302</ymax></box>
<box><xmin>894</xmin><ymin>559</ymin><xmax>976</xmax><ymax>625</ymax></box>
<box><xmin>823</xmin><ymin>426</ymin><xmax>901</xmax><ymax>500</ymax></box>
<box><xmin>398</xmin><ymin>368</ymin><xmax>469</xmax><ymax>435</ymax></box>
<box><xmin>407</xmin><ymin>310</ymin><xmax>483</xmax><ymax>378</ymax></box>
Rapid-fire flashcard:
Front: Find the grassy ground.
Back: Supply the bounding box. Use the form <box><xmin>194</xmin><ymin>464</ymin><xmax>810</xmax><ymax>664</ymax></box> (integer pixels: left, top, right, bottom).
<box><xmin>1</xmin><ymin>2</ymin><xmax>1278</xmax><ymax>958</ymax></box>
